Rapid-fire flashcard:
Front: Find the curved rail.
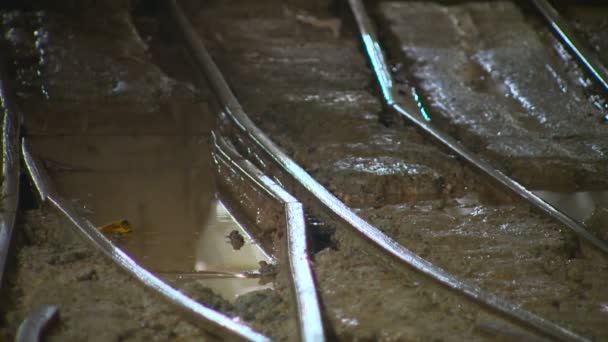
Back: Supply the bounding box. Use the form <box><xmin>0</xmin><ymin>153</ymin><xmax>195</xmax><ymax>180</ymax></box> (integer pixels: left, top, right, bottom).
<box><xmin>15</xmin><ymin>304</ymin><xmax>58</xmax><ymax>342</ymax></box>
<box><xmin>21</xmin><ymin>139</ymin><xmax>270</xmax><ymax>342</ymax></box>
<box><xmin>347</xmin><ymin>0</ymin><xmax>608</xmax><ymax>255</ymax></box>
<box><xmin>532</xmin><ymin>0</ymin><xmax>608</xmax><ymax>93</ymax></box>
<box><xmin>168</xmin><ymin>1</ymin><xmax>586</xmax><ymax>340</ymax></box>
<box><xmin>0</xmin><ymin>53</ymin><xmax>21</xmax><ymax>289</ymax></box>
<box><xmin>213</xmin><ymin>134</ymin><xmax>325</xmax><ymax>342</ymax></box>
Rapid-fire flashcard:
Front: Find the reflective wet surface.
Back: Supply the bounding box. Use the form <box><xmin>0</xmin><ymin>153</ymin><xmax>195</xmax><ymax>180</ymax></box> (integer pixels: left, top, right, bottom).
<box><xmin>29</xmin><ymin>134</ymin><xmax>271</xmax><ymax>299</ymax></box>
<box><xmin>380</xmin><ymin>1</ymin><xmax>608</xmax><ymax>193</ymax></box>
<box><xmin>191</xmin><ymin>0</ymin><xmax>608</xmax><ymax>339</ymax></box>
<box><xmin>536</xmin><ymin>190</ymin><xmax>608</xmax><ymax>239</ymax></box>
<box><xmin>4</xmin><ymin>5</ymin><xmax>274</xmax><ymax>301</ymax></box>
<box><xmin>3</xmin><ymin>1</ymin><xmax>608</xmax><ymax>341</ymax></box>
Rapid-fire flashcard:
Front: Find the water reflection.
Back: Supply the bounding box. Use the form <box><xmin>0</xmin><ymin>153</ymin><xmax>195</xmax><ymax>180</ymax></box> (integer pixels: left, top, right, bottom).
<box><xmin>535</xmin><ymin>190</ymin><xmax>608</xmax><ymax>238</ymax></box>
<box><xmin>191</xmin><ymin>200</ymin><xmax>272</xmax><ymax>299</ymax></box>
<box><xmin>534</xmin><ymin>191</ymin><xmax>608</xmax><ymax>222</ymax></box>
<box><xmin>29</xmin><ymin>135</ymin><xmax>271</xmax><ymax>300</ymax></box>
<box><xmin>195</xmin><ymin>201</ymin><xmax>270</xmax><ymax>272</ymax></box>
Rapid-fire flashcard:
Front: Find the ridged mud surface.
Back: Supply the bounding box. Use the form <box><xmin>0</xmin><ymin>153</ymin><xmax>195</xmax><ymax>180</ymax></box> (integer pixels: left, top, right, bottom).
<box><xmin>2</xmin><ymin>0</ymin><xmax>608</xmax><ymax>340</ymax></box>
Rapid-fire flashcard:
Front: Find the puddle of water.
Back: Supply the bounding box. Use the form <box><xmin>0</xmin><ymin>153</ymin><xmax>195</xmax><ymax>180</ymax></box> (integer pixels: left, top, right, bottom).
<box><xmin>29</xmin><ymin>135</ymin><xmax>271</xmax><ymax>299</ymax></box>
<box><xmin>534</xmin><ymin>191</ymin><xmax>608</xmax><ymax>223</ymax></box>
<box><xmin>534</xmin><ymin>190</ymin><xmax>608</xmax><ymax>238</ymax></box>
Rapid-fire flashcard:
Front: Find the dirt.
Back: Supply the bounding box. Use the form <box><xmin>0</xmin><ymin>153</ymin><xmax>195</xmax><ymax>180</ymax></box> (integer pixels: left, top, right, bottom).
<box><xmin>357</xmin><ymin>198</ymin><xmax>608</xmax><ymax>338</ymax></box>
<box><xmin>0</xmin><ymin>205</ymin><xmax>288</xmax><ymax>341</ymax></box>
<box><xmin>190</xmin><ymin>0</ymin><xmax>608</xmax><ymax>339</ymax></box>
<box><xmin>2</xmin><ymin>0</ymin><xmax>608</xmax><ymax>340</ymax></box>
<box><xmin>0</xmin><ymin>208</ymin><xmax>208</xmax><ymax>341</ymax></box>
<box><xmin>1</xmin><ymin>4</ymin><xmax>292</xmax><ymax>341</ymax></box>
<box><xmin>556</xmin><ymin>1</ymin><xmax>608</xmax><ymax>59</ymax></box>
<box><xmin>377</xmin><ymin>1</ymin><xmax>608</xmax><ymax>192</ymax></box>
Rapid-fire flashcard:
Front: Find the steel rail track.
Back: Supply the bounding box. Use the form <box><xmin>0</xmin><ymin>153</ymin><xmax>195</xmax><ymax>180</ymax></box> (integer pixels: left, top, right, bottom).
<box><xmin>532</xmin><ymin>0</ymin><xmax>608</xmax><ymax>93</ymax></box>
<box><xmin>167</xmin><ymin>1</ymin><xmax>587</xmax><ymax>340</ymax></box>
<box><xmin>212</xmin><ymin>133</ymin><xmax>325</xmax><ymax>342</ymax></box>
<box><xmin>0</xmin><ymin>53</ymin><xmax>21</xmax><ymax>289</ymax></box>
<box><xmin>15</xmin><ymin>304</ymin><xmax>58</xmax><ymax>342</ymax></box>
<box><xmin>347</xmin><ymin>0</ymin><xmax>608</xmax><ymax>255</ymax></box>
<box><xmin>21</xmin><ymin>139</ymin><xmax>271</xmax><ymax>342</ymax></box>
<box><xmin>19</xmin><ymin>127</ymin><xmax>325</xmax><ymax>340</ymax></box>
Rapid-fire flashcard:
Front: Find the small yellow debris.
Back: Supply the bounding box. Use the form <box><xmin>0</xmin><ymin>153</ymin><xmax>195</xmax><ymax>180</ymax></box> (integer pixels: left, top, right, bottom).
<box><xmin>99</xmin><ymin>219</ymin><xmax>132</xmax><ymax>235</ymax></box>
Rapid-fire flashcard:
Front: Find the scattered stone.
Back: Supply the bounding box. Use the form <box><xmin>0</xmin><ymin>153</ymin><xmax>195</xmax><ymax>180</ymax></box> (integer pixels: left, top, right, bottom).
<box><xmin>75</xmin><ymin>268</ymin><xmax>98</xmax><ymax>281</ymax></box>
<box><xmin>257</xmin><ymin>261</ymin><xmax>277</xmax><ymax>285</ymax></box>
<box><xmin>233</xmin><ymin>289</ymin><xmax>290</xmax><ymax>338</ymax></box>
<box><xmin>227</xmin><ymin>230</ymin><xmax>245</xmax><ymax>250</ymax></box>
<box><xmin>180</xmin><ymin>281</ymin><xmax>234</xmax><ymax>314</ymax></box>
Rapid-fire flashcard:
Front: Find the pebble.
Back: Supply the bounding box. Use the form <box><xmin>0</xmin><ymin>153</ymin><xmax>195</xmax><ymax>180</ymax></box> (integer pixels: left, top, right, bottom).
<box><xmin>75</xmin><ymin>268</ymin><xmax>98</xmax><ymax>281</ymax></box>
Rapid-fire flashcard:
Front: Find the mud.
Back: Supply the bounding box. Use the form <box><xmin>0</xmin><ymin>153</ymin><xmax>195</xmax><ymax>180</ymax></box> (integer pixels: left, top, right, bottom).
<box><xmin>377</xmin><ymin>1</ymin><xmax>608</xmax><ymax>192</ymax></box>
<box><xmin>358</xmin><ymin>198</ymin><xmax>608</xmax><ymax>338</ymax></box>
<box><xmin>3</xmin><ymin>0</ymin><xmax>608</xmax><ymax>340</ymax></box>
<box><xmin>556</xmin><ymin>1</ymin><xmax>608</xmax><ymax>61</ymax></box>
<box><xmin>0</xmin><ymin>208</ymin><xmax>208</xmax><ymax>341</ymax></box>
<box><xmin>1</xmin><ymin>4</ymin><xmax>291</xmax><ymax>341</ymax></box>
<box><xmin>189</xmin><ymin>0</ymin><xmax>608</xmax><ymax>339</ymax></box>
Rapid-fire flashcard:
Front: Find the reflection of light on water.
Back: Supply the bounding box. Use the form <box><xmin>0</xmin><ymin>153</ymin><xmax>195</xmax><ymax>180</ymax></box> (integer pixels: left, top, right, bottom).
<box><xmin>194</xmin><ymin>260</ymin><xmax>207</xmax><ymax>271</ymax></box>
<box><xmin>533</xmin><ymin>191</ymin><xmax>608</xmax><ymax>223</ymax></box>
<box><xmin>333</xmin><ymin>156</ymin><xmax>425</xmax><ymax>176</ymax></box>
<box><xmin>194</xmin><ymin>200</ymin><xmax>272</xmax><ymax>299</ymax></box>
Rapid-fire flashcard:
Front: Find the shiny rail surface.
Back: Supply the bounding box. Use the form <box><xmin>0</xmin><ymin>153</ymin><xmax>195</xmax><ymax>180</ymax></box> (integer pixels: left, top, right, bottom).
<box><xmin>348</xmin><ymin>0</ymin><xmax>608</xmax><ymax>255</ymax></box>
<box><xmin>0</xmin><ymin>54</ymin><xmax>21</xmax><ymax>289</ymax></box>
<box><xmin>168</xmin><ymin>1</ymin><xmax>587</xmax><ymax>340</ymax></box>
<box><xmin>21</xmin><ymin>139</ymin><xmax>270</xmax><ymax>342</ymax></box>
<box><xmin>532</xmin><ymin>0</ymin><xmax>608</xmax><ymax>93</ymax></box>
<box><xmin>213</xmin><ymin>134</ymin><xmax>325</xmax><ymax>342</ymax></box>
<box><xmin>15</xmin><ymin>304</ymin><xmax>58</xmax><ymax>342</ymax></box>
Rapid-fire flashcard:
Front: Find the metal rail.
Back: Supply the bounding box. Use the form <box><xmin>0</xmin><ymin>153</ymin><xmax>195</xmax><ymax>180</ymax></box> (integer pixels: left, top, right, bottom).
<box><xmin>347</xmin><ymin>0</ymin><xmax>608</xmax><ymax>255</ymax></box>
<box><xmin>168</xmin><ymin>1</ymin><xmax>586</xmax><ymax>340</ymax></box>
<box><xmin>532</xmin><ymin>0</ymin><xmax>608</xmax><ymax>93</ymax></box>
<box><xmin>213</xmin><ymin>134</ymin><xmax>325</xmax><ymax>342</ymax></box>
<box><xmin>21</xmin><ymin>139</ymin><xmax>270</xmax><ymax>342</ymax></box>
<box><xmin>0</xmin><ymin>52</ymin><xmax>21</xmax><ymax>289</ymax></box>
<box><xmin>15</xmin><ymin>304</ymin><xmax>58</xmax><ymax>342</ymax></box>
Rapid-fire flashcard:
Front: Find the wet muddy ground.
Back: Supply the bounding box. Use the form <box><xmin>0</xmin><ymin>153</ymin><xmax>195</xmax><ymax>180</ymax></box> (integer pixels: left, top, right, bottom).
<box><xmin>1</xmin><ymin>0</ymin><xmax>608</xmax><ymax>341</ymax></box>
<box><xmin>192</xmin><ymin>0</ymin><xmax>608</xmax><ymax>339</ymax></box>
<box><xmin>379</xmin><ymin>1</ymin><xmax>608</xmax><ymax>192</ymax></box>
<box><xmin>1</xmin><ymin>3</ymin><xmax>287</xmax><ymax>340</ymax></box>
